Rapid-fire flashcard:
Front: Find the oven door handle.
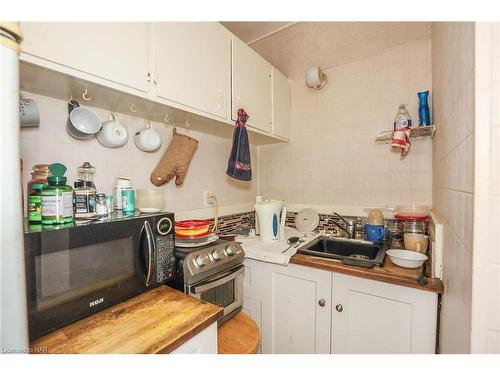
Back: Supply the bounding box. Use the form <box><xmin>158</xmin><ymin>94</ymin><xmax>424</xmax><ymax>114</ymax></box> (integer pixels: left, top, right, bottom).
<box><xmin>192</xmin><ymin>265</ymin><xmax>244</xmax><ymax>294</ymax></box>
<box><xmin>143</xmin><ymin>221</ymin><xmax>155</xmax><ymax>287</ymax></box>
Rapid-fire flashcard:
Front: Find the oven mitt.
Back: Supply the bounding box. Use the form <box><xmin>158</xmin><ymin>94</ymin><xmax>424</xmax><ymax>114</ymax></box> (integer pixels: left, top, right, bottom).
<box><xmin>150</xmin><ymin>128</ymin><xmax>198</xmax><ymax>186</ymax></box>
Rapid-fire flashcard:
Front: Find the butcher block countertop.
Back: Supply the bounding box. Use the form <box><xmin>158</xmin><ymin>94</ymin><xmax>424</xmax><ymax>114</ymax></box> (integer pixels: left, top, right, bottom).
<box><xmin>30</xmin><ymin>286</ymin><xmax>223</xmax><ymax>354</ymax></box>
<box><xmin>291</xmin><ymin>254</ymin><xmax>444</xmax><ymax>294</ymax></box>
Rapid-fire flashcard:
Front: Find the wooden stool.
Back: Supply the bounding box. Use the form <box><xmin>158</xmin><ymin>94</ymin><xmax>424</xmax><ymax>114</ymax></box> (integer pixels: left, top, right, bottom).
<box><xmin>217</xmin><ymin>311</ymin><xmax>260</xmax><ymax>354</ymax></box>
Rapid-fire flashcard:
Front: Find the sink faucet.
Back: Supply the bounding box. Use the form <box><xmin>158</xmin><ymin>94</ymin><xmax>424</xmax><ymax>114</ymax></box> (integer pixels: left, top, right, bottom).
<box><xmin>329</xmin><ymin>212</ymin><xmax>355</xmax><ymax>239</ymax></box>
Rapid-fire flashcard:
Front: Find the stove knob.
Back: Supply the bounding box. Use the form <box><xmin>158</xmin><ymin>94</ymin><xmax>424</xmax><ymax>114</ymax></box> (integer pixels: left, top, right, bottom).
<box><xmin>195</xmin><ymin>253</ymin><xmax>209</xmax><ymax>267</ymax></box>
<box><xmin>225</xmin><ymin>245</ymin><xmax>237</xmax><ymax>256</ymax></box>
<box><xmin>212</xmin><ymin>248</ymin><xmax>225</xmax><ymax>261</ymax></box>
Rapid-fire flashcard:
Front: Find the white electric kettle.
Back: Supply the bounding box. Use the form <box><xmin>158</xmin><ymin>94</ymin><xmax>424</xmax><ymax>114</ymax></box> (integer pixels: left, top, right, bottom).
<box><xmin>255</xmin><ymin>199</ymin><xmax>285</xmax><ymax>243</ymax></box>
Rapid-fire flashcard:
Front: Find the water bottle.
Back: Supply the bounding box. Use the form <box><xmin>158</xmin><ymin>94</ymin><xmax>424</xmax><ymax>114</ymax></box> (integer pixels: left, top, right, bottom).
<box><xmin>418</xmin><ymin>91</ymin><xmax>431</xmax><ymax>126</ymax></box>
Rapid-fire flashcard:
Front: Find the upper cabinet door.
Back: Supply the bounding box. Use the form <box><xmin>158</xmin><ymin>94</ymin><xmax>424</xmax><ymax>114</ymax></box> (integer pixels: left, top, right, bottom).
<box><xmin>155</xmin><ymin>22</ymin><xmax>231</xmax><ymax>120</ymax></box>
<box><xmin>332</xmin><ymin>273</ymin><xmax>438</xmax><ymax>354</ymax></box>
<box><xmin>272</xmin><ymin>68</ymin><xmax>291</xmax><ymax>139</ymax></box>
<box><xmin>261</xmin><ymin>263</ymin><xmax>331</xmax><ymax>354</ymax></box>
<box><xmin>21</xmin><ymin>22</ymin><xmax>152</xmax><ymax>93</ymax></box>
<box><xmin>231</xmin><ymin>37</ymin><xmax>272</xmax><ymax>133</ymax></box>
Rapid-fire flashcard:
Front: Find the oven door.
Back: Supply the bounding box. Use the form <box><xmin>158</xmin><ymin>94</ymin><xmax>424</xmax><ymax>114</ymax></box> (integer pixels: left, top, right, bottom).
<box><xmin>187</xmin><ymin>265</ymin><xmax>244</xmax><ymax>321</ymax></box>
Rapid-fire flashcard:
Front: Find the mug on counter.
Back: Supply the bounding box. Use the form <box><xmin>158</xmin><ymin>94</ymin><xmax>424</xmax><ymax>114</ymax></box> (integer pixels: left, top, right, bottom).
<box><xmin>365</xmin><ymin>224</ymin><xmax>385</xmax><ymax>242</ymax></box>
<box><xmin>404</xmin><ymin>233</ymin><xmax>429</xmax><ymax>253</ymax></box>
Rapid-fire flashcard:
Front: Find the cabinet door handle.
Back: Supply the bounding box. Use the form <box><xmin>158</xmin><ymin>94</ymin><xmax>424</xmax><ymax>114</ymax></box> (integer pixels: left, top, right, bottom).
<box><xmin>318</xmin><ymin>299</ymin><xmax>326</xmax><ymax>307</ymax></box>
<box><xmin>335</xmin><ymin>304</ymin><xmax>343</xmax><ymax>312</ymax></box>
<box><xmin>217</xmin><ymin>89</ymin><xmax>225</xmax><ymax>110</ymax></box>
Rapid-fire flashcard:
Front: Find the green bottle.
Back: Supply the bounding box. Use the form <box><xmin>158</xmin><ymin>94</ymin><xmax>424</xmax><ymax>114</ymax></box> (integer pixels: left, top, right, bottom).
<box><xmin>41</xmin><ymin>163</ymin><xmax>74</xmax><ymax>225</ymax></box>
<box><xmin>28</xmin><ymin>183</ymin><xmax>44</xmax><ymax>223</ymax></box>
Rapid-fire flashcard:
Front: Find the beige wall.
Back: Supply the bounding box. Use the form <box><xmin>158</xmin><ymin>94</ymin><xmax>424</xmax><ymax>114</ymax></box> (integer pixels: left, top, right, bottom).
<box><xmin>471</xmin><ymin>23</ymin><xmax>500</xmax><ymax>353</ymax></box>
<box><xmin>258</xmin><ymin>38</ymin><xmax>433</xmax><ymax>208</ymax></box>
<box><xmin>431</xmin><ymin>22</ymin><xmax>475</xmax><ymax>353</ymax></box>
<box><xmin>20</xmin><ymin>92</ymin><xmax>257</xmax><ymax>214</ymax></box>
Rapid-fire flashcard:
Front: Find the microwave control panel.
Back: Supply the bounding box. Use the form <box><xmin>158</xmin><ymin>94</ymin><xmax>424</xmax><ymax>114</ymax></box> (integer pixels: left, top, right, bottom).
<box><xmin>155</xmin><ymin>217</ymin><xmax>176</xmax><ymax>283</ymax></box>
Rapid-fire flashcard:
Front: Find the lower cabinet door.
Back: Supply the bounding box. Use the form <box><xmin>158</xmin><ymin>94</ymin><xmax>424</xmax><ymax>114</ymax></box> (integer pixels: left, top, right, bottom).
<box><xmin>171</xmin><ymin>322</ymin><xmax>217</xmax><ymax>354</ymax></box>
<box><xmin>331</xmin><ymin>273</ymin><xmax>438</xmax><ymax>354</ymax></box>
<box><xmin>261</xmin><ymin>263</ymin><xmax>332</xmax><ymax>354</ymax></box>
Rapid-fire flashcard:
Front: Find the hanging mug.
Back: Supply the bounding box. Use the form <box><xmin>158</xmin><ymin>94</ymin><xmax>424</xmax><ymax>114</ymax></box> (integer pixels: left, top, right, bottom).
<box><xmin>134</xmin><ymin>121</ymin><xmax>162</xmax><ymax>152</ymax></box>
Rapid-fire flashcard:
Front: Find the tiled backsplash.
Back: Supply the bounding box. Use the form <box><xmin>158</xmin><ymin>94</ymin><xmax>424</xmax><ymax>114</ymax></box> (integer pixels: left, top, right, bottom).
<box><xmin>212</xmin><ymin>211</ymin><xmax>255</xmax><ymax>236</ymax></box>
<box><xmin>258</xmin><ymin>38</ymin><xmax>433</xmax><ymax>208</ymax></box>
<box><xmin>19</xmin><ymin>92</ymin><xmax>258</xmax><ymax>215</ymax></box>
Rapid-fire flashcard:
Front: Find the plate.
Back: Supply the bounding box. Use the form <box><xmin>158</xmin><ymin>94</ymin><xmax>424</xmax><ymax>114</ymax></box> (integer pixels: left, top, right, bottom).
<box><xmin>176</xmin><ymin>233</ymin><xmax>219</xmax><ymax>248</ymax></box>
<box><xmin>176</xmin><ymin>230</ymin><xmax>211</xmax><ymax>239</ymax></box>
<box><xmin>294</xmin><ymin>208</ymin><xmax>319</xmax><ymax>233</ymax></box>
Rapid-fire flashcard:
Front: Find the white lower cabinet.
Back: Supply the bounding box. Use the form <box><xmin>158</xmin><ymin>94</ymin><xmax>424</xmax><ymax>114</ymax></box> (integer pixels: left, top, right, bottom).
<box><xmin>248</xmin><ymin>259</ymin><xmax>438</xmax><ymax>354</ymax></box>
<box><xmin>171</xmin><ymin>322</ymin><xmax>217</xmax><ymax>354</ymax></box>
<box><xmin>331</xmin><ymin>273</ymin><xmax>438</xmax><ymax>354</ymax></box>
<box><xmin>261</xmin><ymin>263</ymin><xmax>332</xmax><ymax>354</ymax></box>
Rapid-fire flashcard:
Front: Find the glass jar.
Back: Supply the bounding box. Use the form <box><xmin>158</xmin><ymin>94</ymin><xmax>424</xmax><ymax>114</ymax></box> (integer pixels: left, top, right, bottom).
<box><xmin>403</xmin><ymin>219</ymin><xmax>427</xmax><ymax>234</ymax></box>
<box><xmin>95</xmin><ymin>193</ymin><xmax>108</xmax><ymax>216</ymax></box>
<box><xmin>387</xmin><ymin>221</ymin><xmax>404</xmax><ymax>248</ymax></box>
<box><xmin>77</xmin><ymin>161</ymin><xmax>96</xmax><ymax>187</ymax></box>
<box><xmin>27</xmin><ymin>164</ymin><xmax>50</xmax><ymax>196</ymax></box>
<box><xmin>41</xmin><ymin>176</ymin><xmax>73</xmax><ymax>225</ymax></box>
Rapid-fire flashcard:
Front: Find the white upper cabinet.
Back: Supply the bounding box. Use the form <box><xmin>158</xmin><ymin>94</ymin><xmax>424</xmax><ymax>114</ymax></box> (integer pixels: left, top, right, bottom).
<box><xmin>331</xmin><ymin>273</ymin><xmax>438</xmax><ymax>354</ymax></box>
<box><xmin>231</xmin><ymin>36</ymin><xmax>272</xmax><ymax>133</ymax></box>
<box><xmin>261</xmin><ymin>263</ymin><xmax>332</xmax><ymax>354</ymax></box>
<box><xmin>155</xmin><ymin>23</ymin><xmax>231</xmax><ymax>120</ymax></box>
<box><xmin>21</xmin><ymin>22</ymin><xmax>152</xmax><ymax>93</ymax></box>
<box><xmin>271</xmin><ymin>68</ymin><xmax>291</xmax><ymax>139</ymax></box>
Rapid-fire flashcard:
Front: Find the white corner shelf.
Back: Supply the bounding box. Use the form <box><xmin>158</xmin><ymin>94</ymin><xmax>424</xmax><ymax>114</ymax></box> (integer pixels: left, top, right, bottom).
<box><xmin>375</xmin><ymin>125</ymin><xmax>436</xmax><ymax>144</ymax></box>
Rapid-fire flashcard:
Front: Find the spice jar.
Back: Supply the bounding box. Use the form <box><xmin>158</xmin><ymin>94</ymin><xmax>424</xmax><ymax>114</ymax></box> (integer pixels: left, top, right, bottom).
<box><xmin>73</xmin><ymin>180</ymin><xmax>97</xmax><ymax>218</ymax></box>
<box><xmin>95</xmin><ymin>193</ymin><xmax>108</xmax><ymax>216</ymax></box>
<box><xmin>28</xmin><ymin>183</ymin><xmax>44</xmax><ymax>223</ymax></box>
<box><xmin>41</xmin><ymin>163</ymin><xmax>73</xmax><ymax>225</ymax></box>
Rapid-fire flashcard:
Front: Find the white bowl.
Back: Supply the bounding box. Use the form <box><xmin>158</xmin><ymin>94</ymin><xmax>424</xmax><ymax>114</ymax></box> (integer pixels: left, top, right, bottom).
<box><xmin>386</xmin><ymin>249</ymin><xmax>428</xmax><ymax>268</ymax></box>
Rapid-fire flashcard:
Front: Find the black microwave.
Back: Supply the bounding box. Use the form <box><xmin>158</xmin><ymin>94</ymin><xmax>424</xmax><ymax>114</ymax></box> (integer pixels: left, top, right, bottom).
<box><xmin>23</xmin><ymin>212</ymin><xmax>176</xmax><ymax>340</ymax></box>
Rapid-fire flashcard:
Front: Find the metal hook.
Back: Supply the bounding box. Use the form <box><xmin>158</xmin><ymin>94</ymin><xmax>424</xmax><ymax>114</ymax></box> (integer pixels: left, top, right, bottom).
<box><xmin>68</xmin><ymin>95</ymin><xmax>74</xmax><ymax>104</ymax></box>
<box><xmin>164</xmin><ymin>113</ymin><xmax>170</xmax><ymax>124</ymax></box>
<box><xmin>82</xmin><ymin>88</ymin><xmax>92</xmax><ymax>101</ymax></box>
<box><xmin>185</xmin><ymin>120</ymin><xmax>190</xmax><ymax>129</ymax></box>
<box><xmin>129</xmin><ymin>103</ymin><xmax>137</xmax><ymax>113</ymax></box>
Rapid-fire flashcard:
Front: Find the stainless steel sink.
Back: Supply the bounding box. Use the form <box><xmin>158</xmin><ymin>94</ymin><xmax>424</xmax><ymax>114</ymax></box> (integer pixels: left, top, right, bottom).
<box><xmin>297</xmin><ymin>237</ymin><xmax>387</xmax><ymax>268</ymax></box>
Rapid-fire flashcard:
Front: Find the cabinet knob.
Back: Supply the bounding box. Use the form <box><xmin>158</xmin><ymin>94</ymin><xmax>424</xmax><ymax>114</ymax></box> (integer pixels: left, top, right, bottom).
<box><xmin>335</xmin><ymin>304</ymin><xmax>343</xmax><ymax>312</ymax></box>
<box><xmin>318</xmin><ymin>299</ymin><xmax>326</xmax><ymax>307</ymax></box>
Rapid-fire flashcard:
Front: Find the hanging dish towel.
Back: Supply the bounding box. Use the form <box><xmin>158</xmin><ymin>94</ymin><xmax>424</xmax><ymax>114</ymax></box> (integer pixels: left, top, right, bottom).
<box><xmin>226</xmin><ymin>108</ymin><xmax>252</xmax><ymax>181</ymax></box>
<box><xmin>392</xmin><ymin>127</ymin><xmax>412</xmax><ymax>157</ymax></box>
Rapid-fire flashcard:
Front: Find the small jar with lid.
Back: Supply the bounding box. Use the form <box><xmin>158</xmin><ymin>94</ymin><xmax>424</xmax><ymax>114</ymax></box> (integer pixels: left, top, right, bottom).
<box><xmin>77</xmin><ymin>161</ymin><xmax>96</xmax><ymax>188</ymax></box>
<box><xmin>41</xmin><ymin>163</ymin><xmax>73</xmax><ymax>225</ymax></box>
<box><xmin>28</xmin><ymin>183</ymin><xmax>44</xmax><ymax>223</ymax></box>
<box><xmin>73</xmin><ymin>180</ymin><xmax>97</xmax><ymax>218</ymax></box>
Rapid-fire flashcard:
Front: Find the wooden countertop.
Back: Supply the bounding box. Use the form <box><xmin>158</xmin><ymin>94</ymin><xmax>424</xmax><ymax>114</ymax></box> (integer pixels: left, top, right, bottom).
<box><xmin>30</xmin><ymin>286</ymin><xmax>223</xmax><ymax>354</ymax></box>
<box><xmin>291</xmin><ymin>254</ymin><xmax>444</xmax><ymax>294</ymax></box>
<box><xmin>218</xmin><ymin>311</ymin><xmax>260</xmax><ymax>354</ymax></box>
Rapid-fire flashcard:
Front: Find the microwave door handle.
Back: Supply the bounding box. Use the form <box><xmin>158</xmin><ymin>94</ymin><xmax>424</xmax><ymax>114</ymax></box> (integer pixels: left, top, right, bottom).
<box><xmin>193</xmin><ymin>265</ymin><xmax>244</xmax><ymax>294</ymax></box>
<box><xmin>143</xmin><ymin>221</ymin><xmax>155</xmax><ymax>287</ymax></box>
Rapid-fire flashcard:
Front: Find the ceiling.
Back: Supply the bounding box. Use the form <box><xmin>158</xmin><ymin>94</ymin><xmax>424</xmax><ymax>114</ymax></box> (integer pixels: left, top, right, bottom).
<box><xmin>233</xmin><ymin>22</ymin><xmax>431</xmax><ymax>78</ymax></box>
<box><xmin>220</xmin><ymin>22</ymin><xmax>295</xmax><ymax>44</ymax></box>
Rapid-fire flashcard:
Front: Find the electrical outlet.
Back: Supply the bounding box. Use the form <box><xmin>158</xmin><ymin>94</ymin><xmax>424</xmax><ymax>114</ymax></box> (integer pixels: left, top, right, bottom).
<box><xmin>203</xmin><ymin>190</ymin><xmax>213</xmax><ymax>208</ymax></box>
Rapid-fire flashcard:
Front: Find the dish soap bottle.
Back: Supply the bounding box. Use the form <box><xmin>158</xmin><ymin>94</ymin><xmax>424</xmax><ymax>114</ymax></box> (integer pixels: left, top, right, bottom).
<box><xmin>41</xmin><ymin>163</ymin><xmax>74</xmax><ymax>225</ymax></box>
<box><xmin>393</xmin><ymin>104</ymin><xmax>412</xmax><ymax>130</ymax></box>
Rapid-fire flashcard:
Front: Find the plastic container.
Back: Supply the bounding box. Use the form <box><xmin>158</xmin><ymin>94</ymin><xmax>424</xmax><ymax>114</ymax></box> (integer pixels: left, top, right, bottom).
<box><xmin>175</xmin><ymin>219</ymin><xmax>212</xmax><ymax>238</ymax></box>
<box><xmin>395</xmin><ymin>205</ymin><xmax>429</xmax><ymax>217</ymax></box>
<box><xmin>418</xmin><ymin>91</ymin><xmax>431</xmax><ymax>126</ymax></box>
<box><xmin>73</xmin><ymin>180</ymin><xmax>97</xmax><ymax>218</ymax></box>
<box><xmin>136</xmin><ymin>189</ymin><xmax>164</xmax><ymax>213</ymax></box>
<box><xmin>28</xmin><ymin>183</ymin><xmax>44</xmax><ymax>223</ymax></box>
<box><xmin>121</xmin><ymin>189</ymin><xmax>135</xmax><ymax>213</ymax></box>
<box><xmin>393</xmin><ymin>104</ymin><xmax>412</xmax><ymax>130</ymax></box>
<box><xmin>41</xmin><ymin>164</ymin><xmax>73</xmax><ymax>225</ymax></box>
<box><xmin>114</xmin><ymin>177</ymin><xmax>132</xmax><ymax>210</ymax></box>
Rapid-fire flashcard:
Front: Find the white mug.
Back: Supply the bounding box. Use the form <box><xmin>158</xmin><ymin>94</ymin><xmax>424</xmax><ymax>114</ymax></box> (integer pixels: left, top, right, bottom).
<box><xmin>134</xmin><ymin>122</ymin><xmax>161</xmax><ymax>152</ymax></box>
<box><xmin>97</xmin><ymin>113</ymin><xmax>128</xmax><ymax>148</ymax></box>
<box><xmin>19</xmin><ymin>98</ymin><xmax>40</xmax><ymax>127</ymax></box>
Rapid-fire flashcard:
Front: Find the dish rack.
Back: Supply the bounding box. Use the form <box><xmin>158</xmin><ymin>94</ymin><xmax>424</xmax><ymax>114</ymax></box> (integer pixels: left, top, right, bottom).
<box><xmin>375</xmin><ymin>125</ymin><xmax>436</xmax><ymax>144</ymax></box>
